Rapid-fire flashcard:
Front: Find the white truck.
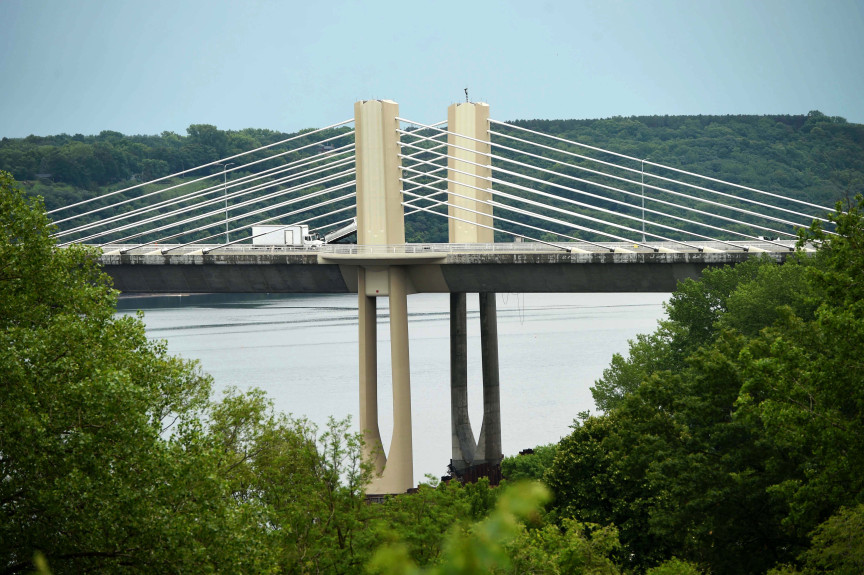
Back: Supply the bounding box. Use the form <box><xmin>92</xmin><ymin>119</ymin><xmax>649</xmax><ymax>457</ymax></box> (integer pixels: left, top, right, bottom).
<box><xmin>251</xmin><ymin>224</ymin><xmax>324</xmax><ymax>248</ymax></box>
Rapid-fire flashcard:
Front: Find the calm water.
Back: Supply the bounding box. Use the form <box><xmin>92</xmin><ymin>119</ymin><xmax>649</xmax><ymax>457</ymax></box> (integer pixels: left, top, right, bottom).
<box><xmin>117</xmin><ymin>292</ymin><xmax>669</xmax><ymax>480</ymax></box>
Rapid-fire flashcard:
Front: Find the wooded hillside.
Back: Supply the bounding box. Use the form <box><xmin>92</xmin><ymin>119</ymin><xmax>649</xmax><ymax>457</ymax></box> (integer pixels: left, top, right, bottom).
<box><xmin>2</xmin><ymin>111</ymin><xmax>861</xmax><ymax>245</ymax></box>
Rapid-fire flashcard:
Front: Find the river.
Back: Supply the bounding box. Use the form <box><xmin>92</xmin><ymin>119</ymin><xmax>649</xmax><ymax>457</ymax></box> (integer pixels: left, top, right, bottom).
<box><xmin>117</xmin><ymin>292</ymin><xmax>669</xmax><ymax>480</ymax></box>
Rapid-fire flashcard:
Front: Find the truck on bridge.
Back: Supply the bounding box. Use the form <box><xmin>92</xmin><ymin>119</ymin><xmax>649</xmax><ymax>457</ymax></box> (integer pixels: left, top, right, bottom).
<box><xmin>251</xmin><ymin>224</ymin><xmax>324</xmax><ymax>248</ymax></box>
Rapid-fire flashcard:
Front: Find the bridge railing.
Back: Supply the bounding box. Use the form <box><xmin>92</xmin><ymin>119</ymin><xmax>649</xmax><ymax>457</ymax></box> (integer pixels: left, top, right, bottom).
<box><xmin>95</xmin><ymin>239</ymin><xmax>803</xmax><ymax>258</ymax></box>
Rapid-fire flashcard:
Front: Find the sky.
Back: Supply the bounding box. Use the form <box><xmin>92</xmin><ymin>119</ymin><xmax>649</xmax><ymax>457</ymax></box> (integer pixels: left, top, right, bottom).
<box><xmin>1</xmin><ymin>0</ymin><xmax>863</xmax><ymax>138</ymax></box>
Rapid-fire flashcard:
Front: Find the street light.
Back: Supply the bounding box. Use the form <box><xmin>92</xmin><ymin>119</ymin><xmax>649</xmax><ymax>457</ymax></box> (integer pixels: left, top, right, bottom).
<box><xmin>641</xmin><ymin>158</ymin><xmax>647</xmax><ymax>243</ymax></box>
<box><xmin>220</xmin><ymin>163</ymin><xmax>235</xmax><ymax>243</ymax></box>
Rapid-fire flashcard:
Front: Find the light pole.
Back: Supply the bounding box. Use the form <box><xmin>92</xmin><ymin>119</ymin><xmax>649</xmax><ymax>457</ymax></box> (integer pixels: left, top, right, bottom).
<box><xmin>641</xmin><ymin>158</ymin><xmax>647</xmax><ymax>243</ymax></box>
<box><xmin>221</xmin><ymin>163</ymin><xmax>234</xmax><ymax>243</ymax></box>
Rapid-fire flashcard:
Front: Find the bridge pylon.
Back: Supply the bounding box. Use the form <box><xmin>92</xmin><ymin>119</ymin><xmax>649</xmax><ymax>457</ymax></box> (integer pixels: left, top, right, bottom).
<box><xmin>354</xmin><ymin>99</ymin><xmax>502</xmax><ymax>494</ymax></box>
<box><xmin>354</xmin><ymin>100</ymin><xmax>413</xmax><ymax>494</ymax></box>
<box><xmin>446</xmin><ymin>102</ymin><xmax>503</xmax><ymax>476</ymax></box>
<box><xmin>447</xmin><ymin>102</ymin><xmax>493</xmax><ymax>244</ymax></box>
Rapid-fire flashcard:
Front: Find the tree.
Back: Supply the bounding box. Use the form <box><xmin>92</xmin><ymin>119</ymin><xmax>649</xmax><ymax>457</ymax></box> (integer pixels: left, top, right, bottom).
<box><xmin>550</xmin><ymin>197</ymin><xmax>864</xmax><ymax>574</ymax></box>
<box><xmin>501</xmin><ymin>443</ymin><xmax>557</xmax><ymax>482</ymax></box>
<box><xmin>0</xmin><ymin>171</ymin><xmax>273</xmax><ymax>573</ymax></box>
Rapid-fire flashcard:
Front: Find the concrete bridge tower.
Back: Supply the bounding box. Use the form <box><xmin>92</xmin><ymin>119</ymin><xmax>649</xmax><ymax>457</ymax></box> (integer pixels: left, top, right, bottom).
<box><xmin>354</xmin><ymin>100</ymin><xmax>413</xmax><ymax>494</ymax></box>
<box><xmin>354</xmin><ymin>100</ymin><xmax>502</xmax><ymax>494</ymax></box>
<box><xmin>446</xmin><ymin>102</ymin><xmax>502</xmax><ymax>475</ymax></box>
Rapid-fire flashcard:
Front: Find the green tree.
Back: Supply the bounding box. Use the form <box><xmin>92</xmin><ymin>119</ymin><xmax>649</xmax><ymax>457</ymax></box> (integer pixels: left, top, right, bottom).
<box><xmin>551</xmin><ymin>197</ymin><xmax>864</xmax><ymax>573</ymax></box>
<box><xmin>0</xmin><ymin>171</ymin><xmax>272</xmax><ymax>573</ymax></box>
<box><xmin>501</xmin><ymin>443</ymin><xmax>558</xmax><ymax>482</ymax></box>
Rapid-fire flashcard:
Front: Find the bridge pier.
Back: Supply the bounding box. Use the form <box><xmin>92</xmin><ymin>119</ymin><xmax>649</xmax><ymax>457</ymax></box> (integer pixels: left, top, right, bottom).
<box><xmin>449</xmin><ymin>292</ymin><xmax>502</xmax><ymax>474</ymax></box>
<box><xmin>450</xmin><ymin>292</ymin><xmax>476</xmax><ymax>471</ymax></box>
<box><xmin>381</xmin><ymin>267</ymin><xmax>414</xmax><ymax>491</ymax></box>
<box><xmin>358</xmin><ymin>268</ymin><xmax>385</xmax><ymax>476</ymax></box>
<box><xmin>356</xmin><ymin>99</ymin><xmax>501</xmax><ymax>493</ymax></box>
<box><xmin>476</xmin><ymin>292</ymin><xmax>502</xmax><ymax>465</ymax></box>
<box><xmin>447</xmin><ymin>102</ymin><xmax>502</xmax><ymax>477</ymax></box>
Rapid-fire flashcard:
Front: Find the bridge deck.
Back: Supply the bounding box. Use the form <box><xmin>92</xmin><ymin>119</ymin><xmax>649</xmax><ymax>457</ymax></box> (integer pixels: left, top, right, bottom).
<box><xmin>98</xmin><ymin>241</ymin><xmax>803</xmax><ymax>295</ymax></box>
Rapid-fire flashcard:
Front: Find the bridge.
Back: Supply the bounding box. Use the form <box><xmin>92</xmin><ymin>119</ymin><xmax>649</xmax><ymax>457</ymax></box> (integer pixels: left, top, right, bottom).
<box><xmin>48</xmin><ymin>100</ymin><xmax>833</xmax><ymax>494</ymax></box>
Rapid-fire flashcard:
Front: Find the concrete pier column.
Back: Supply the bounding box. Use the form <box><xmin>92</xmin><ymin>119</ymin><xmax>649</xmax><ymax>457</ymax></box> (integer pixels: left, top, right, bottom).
<box><xmin>369</xmin><ymin>266</ymin><xmax>414</xmax><ymax>493</ymax></box>
<box><xmin>450</xmin><ymin>292</ymin><xmax>476</xmax><ymax>471</ymax></box>
<box><xmin>476</xmin><ymin>292</ymin><xmax>502</xmax><ymax>465</ymax></box>
<box><xmin>358</xmin><ymin>267</ymin><xmax>385</xmax><ymax>475</ymax></box>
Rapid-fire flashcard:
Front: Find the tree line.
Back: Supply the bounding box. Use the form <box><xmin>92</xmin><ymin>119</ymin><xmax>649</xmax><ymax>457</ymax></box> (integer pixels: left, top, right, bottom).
<box><xmin>2</xmin><ymin>112</ymin><xmax>862</xmax><ymax>245</ymax></box>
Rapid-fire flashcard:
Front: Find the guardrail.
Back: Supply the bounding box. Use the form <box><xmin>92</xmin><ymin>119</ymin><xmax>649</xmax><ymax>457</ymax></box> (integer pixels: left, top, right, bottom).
<box><xmin>94</xmin><ymin>239</ymin><xmax>802</xmax><ymax>257</ymax></box>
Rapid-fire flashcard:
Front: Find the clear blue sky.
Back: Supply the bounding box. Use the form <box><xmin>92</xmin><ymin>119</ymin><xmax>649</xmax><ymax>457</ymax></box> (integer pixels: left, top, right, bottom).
<box><xmin>2</xmin><ymin>0</ymin><xmax>862</xmax><ymax>138</ymax></box>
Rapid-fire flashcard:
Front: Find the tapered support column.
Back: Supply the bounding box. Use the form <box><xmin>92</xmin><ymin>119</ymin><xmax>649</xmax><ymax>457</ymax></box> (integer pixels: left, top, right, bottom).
<box><xmin>358</xmin><ymin>268</ymin><xmax>385</xmax><ymax>475</ymax></box>
<box><xmin>476</xmin><ymin>292</ymin><xmax>502</xmax><ymax>465</ymax></box>
<box><xmin>450</xmin><ymin>292</ymin><xmax>476</xmax><ymax>471</ymax></box>
<box><xmin>369</xmin><ymin>267</ymin><xmax>414</xmax><ymax>493</ymax></box>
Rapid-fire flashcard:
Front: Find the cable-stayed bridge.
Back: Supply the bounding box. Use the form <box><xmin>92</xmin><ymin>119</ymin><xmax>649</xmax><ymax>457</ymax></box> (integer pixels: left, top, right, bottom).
<box><xmin>48</xmin><ymin>100</ymin><xmax>835</xmax><ymax>494</ymax></box>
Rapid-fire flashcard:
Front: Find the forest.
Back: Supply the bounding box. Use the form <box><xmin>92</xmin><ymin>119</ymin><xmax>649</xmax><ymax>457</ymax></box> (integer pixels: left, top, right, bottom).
<box><xmin>2</xmin><ymin>111</ymin><xmax>864</xmax><ymax>574</ymax></box>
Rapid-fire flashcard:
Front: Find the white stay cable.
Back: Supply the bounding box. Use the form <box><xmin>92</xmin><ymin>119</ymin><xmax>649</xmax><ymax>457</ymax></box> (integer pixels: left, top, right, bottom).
<box><xmin>122</xmin><ymin>181</ymin><xmax>356</xmax><ymax>252</ymax></box>
<box><xmin>400</xmin><ymin>166</ymin><xmax>687</xmax><ymax>251</ymax></box>
<box><xmin>51</xmin><ymin>132</ymin><xmax>355</xmax><ymax>227</ymax></box>
<box><xmin>398</xmin><ymin>172</ymin><xmax>449</xmax><ymax>218</ymax></box>
<box><xmin>486</xmin><ymin>157</ymin><xmax>796</xmax><ymax>243</ymax></box>
<box><xmin>399</xmin><ymin>124</ymin><xmax>813</xmax><ymax>233</ymax></box>
<box><xmin>201</xmin><ymin>193</ymin><xmax>357</xmax><ymax>254</ymax></box>
<box><xmin>486</xmin><ymin>135</ymin><xmax>823</xmax><ymax>228</ymax></box>
<box><xmin>400</xmin><ymin>146</ymin><xmax>783</xmax><ymax>249</ymax></box>
<box><xmin>63</xmin><ymin>162</ymin><xmax>355</xmax><ymax>245</ymax></box>
<box><xmin>490</xmin><ymin>128</ymin><xmax>831</xmax><ymax>224</ymax></box>
<box><xmin>69</xmin><ymin>168</ymin><xmax>355</xmax><ymax>246</ymax></box>
<box><xmin>401</xmin><ymin>188</ymin><xmax>573</xmax><ymax>252</ymax></box>
<box><xmin>399</xmin><ymin>118</ymin><xmax>827</xmax><ymax>230</ymax></box>
<box><xmin>402</xmin><ymin>187</ymin><xmax>615</xmax><ymax>252</ymax></box>
<box><xmin>401</xmin><ymin>167</ymin><xmax>668</xmax><ymax>250</ymax></box>
<box><xmin>308</xmin><ymin>212</ymin><xmax>358</xmax><ymax>235</ymax></box>
<box><xmin>56</xmin><ymin>151</ymin><xmax>355</xmax><ymax>238</ymax></box>
<box><xmin>54</xmin><ymin>143</ymin><xmax>355</xmax><ymax>236</ymax></box>
<box><xmin>402</xmin><ymin>134</ymin><xmax>799</xmax><ymax>243</ymax></box>
<box><xmin>159</xmin><ymin>193</ymin><xmax>357</xmax><ymax>253</ymax></box>
<box><xmin>47</xmin><ymin>119</ymin><xmax>354</xmax><ymax>215</ymax></box>
<box><xmin>489</xmin><ymin>119</ymin><xmax>835</xmax><ymax>214</ymax></box>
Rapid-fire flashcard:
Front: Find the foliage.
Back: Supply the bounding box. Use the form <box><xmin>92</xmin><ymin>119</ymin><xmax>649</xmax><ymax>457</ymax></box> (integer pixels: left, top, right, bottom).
<box><xmin>0</xmin><ymin>170</ymin><xmax>374</xmax><ymax>573</ymax></box>
<box><xmin>646</xmin><ymin>558</ymin><xmax>703</xmax><ymax>575</ymax></box>
<box><xmin>1</xmin><ymin>170</ymin><xmax>264</xmax><ymax>572</ymax></box>
<box><xmin>547</xmin><ymin>196</ymin><xmax>864</xmax><ymax>573</ymax></box>
<box><xmin>501</xmin><ymin>443</ymin><xmax>557</xmax><ymax>482</ymax></box>
<box><xmin>799</xmin><ymin>504</ymin><xmax>864</xmax><ymax>574</ymax></box>
<box><xmin>368</xmin><ymin>481</ymin><xmax>621</xmax><ymax>575</ymax></box>
<box><xmin>6</xmin><ymin>157</ymin><xmax>864</xmax><ymax>573</ymax></box>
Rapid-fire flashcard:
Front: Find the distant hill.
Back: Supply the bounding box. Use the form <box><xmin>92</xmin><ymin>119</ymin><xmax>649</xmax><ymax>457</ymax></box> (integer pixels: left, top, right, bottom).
<box><xmin>511</xmin><ymin>111</ymin><xmax>864</xmax><ymax>207</ymax></box>
<box><xmin>3</xmin><ymin>112</ymin><xmax>861</xmax><ymax>243</ymax></box>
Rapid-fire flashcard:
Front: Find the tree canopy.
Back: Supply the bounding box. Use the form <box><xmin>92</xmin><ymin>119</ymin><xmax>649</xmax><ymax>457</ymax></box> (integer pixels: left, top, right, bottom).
<box><xmin>547</xmin><ymin>195</ymin><xmax>864</xmax><ymax>573</ymax></box>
